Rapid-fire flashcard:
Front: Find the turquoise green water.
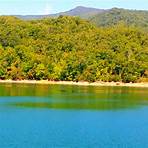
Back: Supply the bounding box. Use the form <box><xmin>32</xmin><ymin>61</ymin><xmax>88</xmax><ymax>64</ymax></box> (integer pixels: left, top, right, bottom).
<box><xmin>0</xmin><ymin>83</ymin><xmax>148</xmax><ymax>147</ymax></box>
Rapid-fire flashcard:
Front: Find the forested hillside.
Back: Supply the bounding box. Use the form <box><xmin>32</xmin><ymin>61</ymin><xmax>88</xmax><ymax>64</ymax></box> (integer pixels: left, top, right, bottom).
<box><xmin>16</xmin><ymin>6</ymin><xmax>148</xmax><ymax>30</ymax></box>
<box><xmin>0</xmin><ymin>16</ymin><xmax>148</xmax><ymax>82</ymax></box>
<box><xmin>89</xmin><ymin>8</ymin><xmax>148</xmax><ymax>28</ymax></box>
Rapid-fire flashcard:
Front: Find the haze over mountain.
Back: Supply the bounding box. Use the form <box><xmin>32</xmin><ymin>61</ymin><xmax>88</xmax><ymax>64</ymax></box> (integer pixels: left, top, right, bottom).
<box><xmin>56</xmin><ymin>6</ymin><xmax>106</xmax><ymax>18</ymax></box>
<box><xmin>15</xmin><ymin>6</ymin><xmax>107</xmax><ymax>20</ymax></box>
<box><xmin>13</xmin><ymin>6</ymin><xmax>148</xmax><ymax>29</ymax></box>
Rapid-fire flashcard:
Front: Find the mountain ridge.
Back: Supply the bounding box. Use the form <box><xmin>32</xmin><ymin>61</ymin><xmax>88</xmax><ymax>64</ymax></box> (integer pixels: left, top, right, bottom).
<box><xmin>3</xmin><ymin>6</ymin><xmax>148</xmax><ymax>29</ymax></box>
<box><xmin>14</xmin><ymin>6</ymin><xmax>107</xmax><ymax>20</ymax></box>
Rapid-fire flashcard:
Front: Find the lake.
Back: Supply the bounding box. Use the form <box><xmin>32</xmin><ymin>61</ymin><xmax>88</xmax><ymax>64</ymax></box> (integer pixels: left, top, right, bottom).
<box><xmin>0</xmin><ymin>83</ymin><xmax>148</xmax><ymax>148</ymax></box>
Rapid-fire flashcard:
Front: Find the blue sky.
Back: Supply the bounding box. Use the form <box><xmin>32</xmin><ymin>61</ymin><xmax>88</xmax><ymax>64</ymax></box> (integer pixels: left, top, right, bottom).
<box><xmin>0</xmin><ymin>0</ymin><xmax>147</xmax><ymax>15</ymax></box>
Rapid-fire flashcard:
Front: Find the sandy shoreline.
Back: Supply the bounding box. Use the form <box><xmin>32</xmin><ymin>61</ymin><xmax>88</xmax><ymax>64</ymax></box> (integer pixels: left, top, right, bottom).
<box><xmin>0</xmin><ymin>80</ymin><xmax>148</xmax><ymax>88</ymax></box>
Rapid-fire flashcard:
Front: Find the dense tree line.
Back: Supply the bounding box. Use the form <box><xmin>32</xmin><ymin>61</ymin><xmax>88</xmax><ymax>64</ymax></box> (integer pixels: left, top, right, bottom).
<box><xmin>0</xmin><ymin>16</ymin><xmax>147</xmax><ymax>82</ymax></box>
<box><xmin>89</xmin><ymin>8</ymin><xmax>148</xmax><ymax>29</ymax></box>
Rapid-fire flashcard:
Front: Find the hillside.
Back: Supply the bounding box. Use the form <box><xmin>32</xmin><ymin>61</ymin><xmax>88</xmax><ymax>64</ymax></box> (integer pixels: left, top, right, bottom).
<box><xmin>89</xmin><ymin>8</ymin><xmax>148</xmax><ymax>28</ymax></box>
<box><xmin>0</xmin><ymin>16</ymin><xmax>147</xmax><ymax>82</ymax></box>
<box><xmin>15</xmin><ymin>7</ymin><xmax>148</xmax><ymax>29</ymax></box>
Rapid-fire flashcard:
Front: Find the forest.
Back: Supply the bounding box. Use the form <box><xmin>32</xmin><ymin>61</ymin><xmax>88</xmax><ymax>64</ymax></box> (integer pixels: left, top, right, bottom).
<box><xmin>89</xmin><ymin>8</ymin><xmax>148</xmax><ymax>28</ymax></box>
<box><xmin>0</xmin><ymin>15</ymin><xmax>147</xmax><ymax>82</ymax></box>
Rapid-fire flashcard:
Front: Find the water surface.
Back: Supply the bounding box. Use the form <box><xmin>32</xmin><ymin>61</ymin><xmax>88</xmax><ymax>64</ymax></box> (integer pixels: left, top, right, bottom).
<box><xmin>0</xmin><ymin>84</ymin><xmax>148</xmax><ymax>148</ymax></box>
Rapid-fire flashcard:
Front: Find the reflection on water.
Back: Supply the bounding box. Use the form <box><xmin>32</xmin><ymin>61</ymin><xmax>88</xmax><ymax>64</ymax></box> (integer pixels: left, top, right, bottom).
<box><xmin>1</xmin><ymin>84</ymin><xmax>148</xmax><ymax>148</ymax></box>
<box><xmin>0</xmin><ymin>83</ymin><xmax>148</xmax><ymax>110</ymax></box>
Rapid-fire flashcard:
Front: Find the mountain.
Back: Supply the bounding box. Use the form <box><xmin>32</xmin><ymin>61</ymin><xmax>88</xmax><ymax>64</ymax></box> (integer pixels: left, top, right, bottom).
<box><xmin>15</xmin><ymin>6</ymin><xmax>107</xmax><ymax>20</ymax></box>
<box><xmin>55</xmin><ymin>6</ymin><xmax>106</xmax><ymax>18</ymax></box>
<box><xmin>15</xmin><ymin>15</ymin><xmax>47</xmax><ymax>20</ymax></box>
<box><xmin>89</xmin><ymin>8</ymin><xmax>148</xmax><ymax>28</ymax></box>
<box><xmin>12</xmin><ymin>7</ymin><xmax>148</xmax><ymax>29</ymax></box>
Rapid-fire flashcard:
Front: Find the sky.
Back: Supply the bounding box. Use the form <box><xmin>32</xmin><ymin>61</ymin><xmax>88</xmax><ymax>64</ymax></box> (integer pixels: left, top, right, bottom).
<box><xmin>0</xmin><ymin>0</ymin><xmax>147</xmax><ymax>15</ymax></box>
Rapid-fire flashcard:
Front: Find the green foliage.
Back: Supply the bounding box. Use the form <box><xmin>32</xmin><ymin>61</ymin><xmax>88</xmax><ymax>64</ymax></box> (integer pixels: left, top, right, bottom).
<box><xmin>89</xmin><ymin>8</ymin><xmax>148</xmax><ymax>29</ymax></box>
<box><xmin>0</xmin><ymin>16</ymin><xmax>147</xmax><ymax>82</ymax></box>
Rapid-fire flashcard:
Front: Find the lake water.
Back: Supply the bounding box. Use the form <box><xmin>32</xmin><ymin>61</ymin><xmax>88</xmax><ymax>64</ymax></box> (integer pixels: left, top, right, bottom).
<box><xmin>0</xmin><ymin>83</ymin><xmax>148</xmax><ymax>148</ymax></box>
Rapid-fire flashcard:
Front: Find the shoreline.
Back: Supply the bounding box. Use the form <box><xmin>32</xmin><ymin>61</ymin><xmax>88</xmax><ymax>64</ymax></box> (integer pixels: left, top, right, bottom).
<box><xmin>0</xmin><ymin>80</ymin><xmax>148</xmax><ymax>88</ymax></box>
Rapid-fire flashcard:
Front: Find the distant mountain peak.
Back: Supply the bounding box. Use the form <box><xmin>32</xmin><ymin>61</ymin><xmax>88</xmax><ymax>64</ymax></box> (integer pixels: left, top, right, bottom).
<box><xmin>76</xmin><ymin>6</ymin><xmax>84</xmax><ymax>8</ymax></box>
<box><xmin>73</xmin><ymin>6</ymin><xmax>100</xmax><ymax>10</ymax></box>
<box><xmin>69</xmin><ymin>6</ymin><xmax>105</xmax><ymax>12</ymax></box>
<box><xmin>58</xmin><ymin>6</ymin><xmax>106</xmax><ymax>18</ymax></box>
<box><xmin>14</xmin><ymin>6</ymin><xmax>108</xmax><ymax>20</ymax></box>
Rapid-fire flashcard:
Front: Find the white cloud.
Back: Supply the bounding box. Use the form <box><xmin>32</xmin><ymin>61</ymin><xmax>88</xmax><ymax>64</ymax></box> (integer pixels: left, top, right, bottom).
<box><xmin>44</xmin><ymin>3</ymin><xmax>52</xmax><ymax>15</ymax></box>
